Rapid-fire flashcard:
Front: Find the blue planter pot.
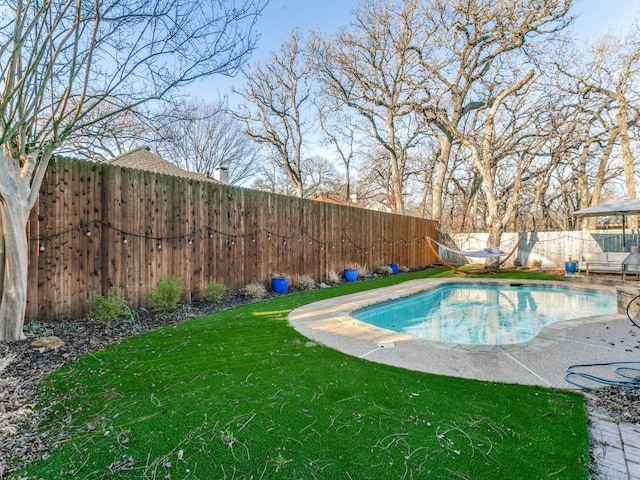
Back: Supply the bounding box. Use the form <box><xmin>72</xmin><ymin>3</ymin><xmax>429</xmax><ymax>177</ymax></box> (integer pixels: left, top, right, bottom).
<box><xmin>389</xmin><ymin>263</ymin><xmax>399</xmax><ymax>274</ymax></box>
<box><xmin>565</xmin><ymin>262</ymin><xmax>577</xmax><ymax>274</ymax></box>
<box><xmin>344</xmin><ymin>269</ymin><xmax>358</xmax><ymax>282</ymax></box>
<box><xmin>271</xmin><ymin>277</ymin><xmax>288</xmax><ymax>294</ymax></box>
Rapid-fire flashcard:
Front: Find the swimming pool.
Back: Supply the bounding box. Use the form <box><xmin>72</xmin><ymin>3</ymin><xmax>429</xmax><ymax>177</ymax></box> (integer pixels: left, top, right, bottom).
<box><xmin>353</xmin><ymin>283</ymin><xmax>617</xmax><ymax>345</ymax></box>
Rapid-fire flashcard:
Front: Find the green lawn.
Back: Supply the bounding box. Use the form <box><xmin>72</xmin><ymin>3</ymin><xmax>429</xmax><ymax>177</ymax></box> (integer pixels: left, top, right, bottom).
<box><xmin>18</xmin><ymin>269</ymin><xmax>590</xmax><ymax>479</ymax></box>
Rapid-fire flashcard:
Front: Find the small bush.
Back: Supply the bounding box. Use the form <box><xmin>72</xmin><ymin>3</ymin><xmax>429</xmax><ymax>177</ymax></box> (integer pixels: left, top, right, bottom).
<box><xmin>399</xmin><ymin>265</ymin><xmax>410</xmax><ymax>273</ymax></box>
<box><xmin>375</xmin><ymin>265</ymin><xmax>393</xmax><ymax>276</ymax></box>
<box><xmin>87</xmin><ymin>287</ymin><xmax>128</xmax><ymax>322</ymax></box>
<box><xmin>23</xmin><ymin>320</ymin><xmax>45</xmax><ymax>334</ymax></box>
<box><xmin>327</xmin><ymin>270</ymin><xmax>342</xmax><ymax>284</ymax></box>
<box><xmin>204</xmin><ymin>278</ymin><xmax>227</xmax><ymax>302</ymax></box>
<box><xmin>244</xmin><ymin>282</ymin><xmax>267</xmax><ymax>301</ymax></box>
<box><xmin>296</xmin><ymin>275</ymin><xmax>316</xmax><ymax>291</ymax></box>
<box><xmin>355</xmin><ymin>263</ymin><xmax>370</xmax><ymax>278</ymax></box>
<box><xmin>149</xmin><ymin>276</ymin><xmax>185</xmax><ymax>312</ymax></box>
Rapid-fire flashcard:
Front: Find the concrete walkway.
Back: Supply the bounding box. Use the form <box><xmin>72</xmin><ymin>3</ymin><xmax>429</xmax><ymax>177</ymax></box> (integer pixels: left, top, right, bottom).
<box><xmin>288</xmin><ymin>278</ymin><xmax>640</xmax><ymax>479</ymax></box>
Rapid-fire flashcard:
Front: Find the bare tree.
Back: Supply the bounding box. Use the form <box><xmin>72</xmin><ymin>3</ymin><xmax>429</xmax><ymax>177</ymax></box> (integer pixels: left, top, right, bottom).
<box><xmin>56</xmin><ymin>103</ymin><xmax>153</xmax><ymax>162</ymax></box>
<box><xmin>235</xmin><ymin>28</ymin><xmax>312</xmax><ymax>197</ymax></box>
<box><xmin>153</xmin><ymin>100</ymin><xmax>262</xmax><ymax>186</ymax></box>
<box><xmin>314</xmin><ymin>0</ymin><xmax>425</xmax><ymax>214</ymax></box>
<box><xmin>413</xmin><ymin>0</ymin><xmax>572</xmax><ymax>224</ymax></box>
<box><xmin>554</xmin><ymin>28</ymin><xmax>640</xmax><ymax>229</ymax></box>
<box><xmin>0</xmin><ymin>0</ymin><xmax>265</xmax><ymax>341</ymax></box>
<box><xmin>316</xmin><ymin>98</ymin><xmax>359</xmax><ymax>204</ymax></box>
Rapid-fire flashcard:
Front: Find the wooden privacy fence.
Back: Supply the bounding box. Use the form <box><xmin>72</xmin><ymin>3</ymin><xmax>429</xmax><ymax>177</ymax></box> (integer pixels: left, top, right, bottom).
<box><xmin>25</xmin><ymin>157</ymin><xmax>439</xmax><ymax>321</ymax></box>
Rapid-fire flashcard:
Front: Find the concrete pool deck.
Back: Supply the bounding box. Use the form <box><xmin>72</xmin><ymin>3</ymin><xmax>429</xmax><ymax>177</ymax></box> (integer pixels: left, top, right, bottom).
<box><xmin>288</xmin><ymin>278</ymin><xmax>639</xmax><ymax>389</ymax></box>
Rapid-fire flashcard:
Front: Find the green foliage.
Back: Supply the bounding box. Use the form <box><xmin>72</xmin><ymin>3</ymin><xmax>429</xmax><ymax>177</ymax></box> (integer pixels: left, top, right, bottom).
<box><xmin>148</xmin><ymin>276</ymin><xmax>185</xmax><ymax>311</ymax></box>
<box><xmin>87</xmin><ymin>287</ymin><xmax>128</xmax><ymax>322</ymax></box>
<box><xmin>243</xmin><ymin>282</ymin><xmax>267</xmax><ymax>301</ymax></box>
<box><xmin>295</xmin><ymin>275</ymin><xmax>316</xmax><ymax>291</ymax></box>
<box><xmin>23</xmin><ymin>320</ymin><xmax>44</xmax><ymax>334</ymax></box>
<box><xmin>203</xmin><ymin>278</ymin><xmax>227</xmax><ymax>302</ymax></box>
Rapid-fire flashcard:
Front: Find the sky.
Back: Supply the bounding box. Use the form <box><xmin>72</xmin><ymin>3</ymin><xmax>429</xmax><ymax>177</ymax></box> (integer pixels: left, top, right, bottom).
<box><xmin>194</xmin><ymin>0</ymin><xmax>640</xmax><ymax>103</ymax></box>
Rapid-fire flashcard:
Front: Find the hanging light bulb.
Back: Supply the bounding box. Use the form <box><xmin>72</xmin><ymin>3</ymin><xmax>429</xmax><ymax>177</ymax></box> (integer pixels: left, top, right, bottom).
<box><xmin>122</xmin><ymin>235</ymin><xmax>128</xmax><ymax>244</ymax></box>
<box><xmin>157</xmin><ymin>241</ymin><xmax>162</xmax><ymax>250</ymax></box>
<box><xmin>39</xmin><ymin>241</ymin><xmax>45</xmax><ymax>252</ymax></box>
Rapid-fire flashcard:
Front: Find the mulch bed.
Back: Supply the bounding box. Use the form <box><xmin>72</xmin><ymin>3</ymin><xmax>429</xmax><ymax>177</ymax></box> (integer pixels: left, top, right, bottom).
<box><xmin>1</xmin><ymin>292</ymin><xmax>639</xmax><ymax>477</ymax></box>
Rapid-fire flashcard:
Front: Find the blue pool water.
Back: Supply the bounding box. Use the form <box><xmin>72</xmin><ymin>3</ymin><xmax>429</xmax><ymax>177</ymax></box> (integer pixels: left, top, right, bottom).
<box><xmin>353</xmin><ymin>283</ymin><xmax>617</xmax><ymax>345</ymax></box>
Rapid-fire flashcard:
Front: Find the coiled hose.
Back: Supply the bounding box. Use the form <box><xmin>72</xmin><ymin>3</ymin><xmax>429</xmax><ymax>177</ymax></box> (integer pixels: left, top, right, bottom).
<box><xmin>564</xmin><ymin>294</ymin><xmax>640</xmax><ymax>390</ymax></box>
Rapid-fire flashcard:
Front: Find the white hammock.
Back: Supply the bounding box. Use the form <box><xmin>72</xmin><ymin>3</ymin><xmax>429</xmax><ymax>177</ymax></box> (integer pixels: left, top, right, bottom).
<box><xmin>431</xmin><ymin>239</ymin><xmax>506</xmax><ymax>258</ymax></box>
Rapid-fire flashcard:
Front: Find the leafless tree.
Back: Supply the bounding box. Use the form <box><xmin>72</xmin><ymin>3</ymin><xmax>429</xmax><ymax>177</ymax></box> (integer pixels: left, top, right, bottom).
<box><xmin>0</xmin><ymin>0</ymin><xmax>265</xmax><ymax>341</ymax></box>
<box><xmin>235</xmin><ymin>28</ymin><xmax>312</xmax><ymax>197</ymax></box>
<box><xmin>313</xmin><ymin>0</ymin><xmax>426</xmax><ymax>214</ymax></box>
<box><xmin>413</xmin><ymin>0</ymin><xmax>572</xmax><ymax>226</ymax></box>
<box><xmin>316</xmin><ymin>97</ymin><xmax>359</xmax><ymax>204</ymax></box>
<box><xmin>153</xmin><ymin>100</ymin><xmax>262</xmax><ymax>186</ymax></box>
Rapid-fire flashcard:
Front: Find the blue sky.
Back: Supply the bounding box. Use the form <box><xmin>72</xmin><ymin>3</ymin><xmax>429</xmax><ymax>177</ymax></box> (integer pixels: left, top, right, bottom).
<box><xmin>194</xmin><ymin>0</ymin><xmax>639</xmax><ymax>102</ymax></box>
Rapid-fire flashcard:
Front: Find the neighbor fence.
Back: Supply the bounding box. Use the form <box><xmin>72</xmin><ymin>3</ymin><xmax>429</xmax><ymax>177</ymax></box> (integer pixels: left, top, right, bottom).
<box><xmin>440</xmin><ymin>231</ymin><xmax>639</xmax><ymax>268</ymax></box>
<box><xmin>24</xmin><ymin>157</ymin><xmax>439</xmax><ymax>321</ymax></box>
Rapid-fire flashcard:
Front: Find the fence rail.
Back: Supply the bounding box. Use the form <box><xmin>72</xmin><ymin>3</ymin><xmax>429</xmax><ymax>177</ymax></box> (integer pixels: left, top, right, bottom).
<box><xmin>25</xmin><ymin>157</ymin><xmax>439</xmax><ymax>321</ymax></box>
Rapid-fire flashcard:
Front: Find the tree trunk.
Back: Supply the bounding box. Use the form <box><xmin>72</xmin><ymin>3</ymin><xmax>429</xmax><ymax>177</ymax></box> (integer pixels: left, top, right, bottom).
<box><xmin>430</xmin><ymin>134</ymin><xmax>452</xmax><ymax>223</ymax></box>
<box><xmin>618</xmin><ymin>101</ymin><xmax>637</xmax><ymax>228</ymax></box>
<box><xmin>0</xmin><ymin>197</ymin><xmax>30</xmax><ymax>341</ymax></box>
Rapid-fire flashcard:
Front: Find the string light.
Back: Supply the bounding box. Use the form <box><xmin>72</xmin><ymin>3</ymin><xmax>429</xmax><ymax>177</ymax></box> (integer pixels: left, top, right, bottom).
<box><xmin>29</xmin><ymin>219</ymin><xmax>430</xmax><ymax>256</ymax></box>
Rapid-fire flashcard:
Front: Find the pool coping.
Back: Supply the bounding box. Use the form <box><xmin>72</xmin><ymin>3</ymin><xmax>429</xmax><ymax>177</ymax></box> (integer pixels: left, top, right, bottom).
<box><xmin>288</xmin><ymin>278</ymin><xmax>636</xmax><ymax>389</ymax></box>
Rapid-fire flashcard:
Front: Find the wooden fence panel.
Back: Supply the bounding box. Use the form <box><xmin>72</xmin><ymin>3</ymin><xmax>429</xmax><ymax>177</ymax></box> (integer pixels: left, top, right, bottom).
<box><xmin>25</xmin><ymin>158</ymin><xmax>438</xmax><ymax>321</ymax></box>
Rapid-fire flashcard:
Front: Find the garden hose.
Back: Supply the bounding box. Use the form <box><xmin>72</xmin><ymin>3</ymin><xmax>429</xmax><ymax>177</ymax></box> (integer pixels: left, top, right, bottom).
<box><xmin>563</xmin><ymin>294</ymin><xmax>640</xmax><ymax>390</ymax></box>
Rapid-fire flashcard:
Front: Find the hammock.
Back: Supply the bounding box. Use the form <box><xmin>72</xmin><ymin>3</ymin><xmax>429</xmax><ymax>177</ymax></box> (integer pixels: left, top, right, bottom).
<box><xmin>431</xmin><ymin>239</ymin><xmax>506</xmax><ymax>258</ymax></box>
<box><xmin>426</xmin><ymin>237</ymin><xmax>520</xmax><ymax>275</ymax></box>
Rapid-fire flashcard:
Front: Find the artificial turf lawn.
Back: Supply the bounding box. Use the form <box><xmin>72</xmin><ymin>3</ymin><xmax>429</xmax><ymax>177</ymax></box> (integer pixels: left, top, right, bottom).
<box><xmin>19</xmin><ymin>269</ymin><xmax>590</xmax><ymax>479</ymax></box>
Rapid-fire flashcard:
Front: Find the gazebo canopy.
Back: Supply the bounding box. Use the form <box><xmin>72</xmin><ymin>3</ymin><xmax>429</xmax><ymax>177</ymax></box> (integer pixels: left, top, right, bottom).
<box><xmin>572</xmin><ymin>199</ymin><xmax>640</xmax><ymax>249</ymax></box>
<box><xmin>572</xmin><ymin>199</ymin><xmax>640</xmax><ymax>217</ymax></box>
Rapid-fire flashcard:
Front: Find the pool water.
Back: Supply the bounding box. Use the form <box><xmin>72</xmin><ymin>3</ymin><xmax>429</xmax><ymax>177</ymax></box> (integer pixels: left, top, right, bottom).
<box><xmin>353</xmin><ymin>283</ymin><xmax>617</xmax><ymax>345</ymax></box>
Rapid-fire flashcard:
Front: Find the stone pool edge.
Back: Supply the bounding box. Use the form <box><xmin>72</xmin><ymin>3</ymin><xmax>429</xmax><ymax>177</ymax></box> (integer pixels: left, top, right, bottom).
<box><xmin>288</xmin><ymin>277</ymin><xmax>621</xmax><ymax>354</ymax></box>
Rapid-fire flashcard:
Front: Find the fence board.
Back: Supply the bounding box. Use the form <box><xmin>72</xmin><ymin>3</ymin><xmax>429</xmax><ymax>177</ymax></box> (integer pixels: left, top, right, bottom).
<box><xmin>25</xmin><ymin>158</ymin><xmax>438</xmax><ymax>321</ymax></box>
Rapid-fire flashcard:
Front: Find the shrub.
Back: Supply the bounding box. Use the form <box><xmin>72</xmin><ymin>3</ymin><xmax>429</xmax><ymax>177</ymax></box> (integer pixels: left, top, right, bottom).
<box><xmin>375</xmin><ymin>265</ymin><xmax>393</xmax><ymax>276</ymax></box>
<box><xmin>327</xmin><ymin>270</ymin><xmax>342</xmax><ymax>284</ymax></box>
<box><xmin>87</xmin><ymin>287</ymin><xmax>128</xmax><ymax>322</ymax></box>
<box><xmin>204</xmin><ymin>279</ymin><xmax>227</xmax><ymax>302</ymax></box>
<box><xmin>399</xmin><ymin>265</ymin><xmax>410</xmax><ymax>273</ymax></box>
<box><xmin>355</xmin><ymin>263</ymin><xmax>370</xmax><ymax>278</ymax></box>
<box><xmin>244</xmin><ymin>282</ymin><xmax>267</xmax><ymax>301</ymax></box>
<box><xmin>296</xmin><ymin>275</ymin><xmax>316</xmax><ymax>291</ymax></box>
<box><xmin>149</xmin><ymin>276</ymin><xmax>185</xmax><ymax>311</ymax></box>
